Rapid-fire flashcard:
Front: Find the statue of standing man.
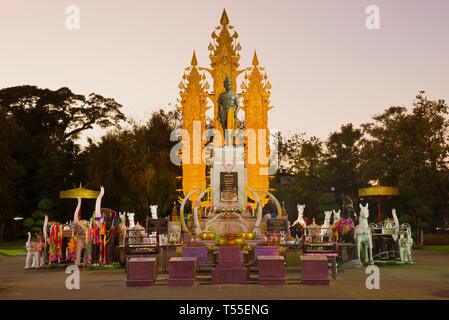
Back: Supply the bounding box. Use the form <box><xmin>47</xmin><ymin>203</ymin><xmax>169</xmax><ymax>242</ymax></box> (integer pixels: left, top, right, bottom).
<box><xmin>217</xmin><ymin>75</ymin><xmax>240</xmax><ymax>145</ymax></box>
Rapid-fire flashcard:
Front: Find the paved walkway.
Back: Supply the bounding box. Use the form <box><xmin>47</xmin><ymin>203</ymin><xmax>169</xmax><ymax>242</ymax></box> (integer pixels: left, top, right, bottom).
<box><xmin>0</xmin><ymin>250</ymin><xmax>448</xmax><ymax>300</ymax></box>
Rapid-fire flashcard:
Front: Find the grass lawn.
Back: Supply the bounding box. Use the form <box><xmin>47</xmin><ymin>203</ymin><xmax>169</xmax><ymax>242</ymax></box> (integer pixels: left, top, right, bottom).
<box><xmin>0</xmin><ymin>241</ymin><xmax>26</xmax><ymax>256</ymax></box>
<box><xmin>422</xmin><ymin>245</ymin><xmax>449</xmax><ymax>254</ymax></box>
<box><xmin>0</xmin><ymin>248</ymin><xmax>27</xmax><ymax>256</ymax></box>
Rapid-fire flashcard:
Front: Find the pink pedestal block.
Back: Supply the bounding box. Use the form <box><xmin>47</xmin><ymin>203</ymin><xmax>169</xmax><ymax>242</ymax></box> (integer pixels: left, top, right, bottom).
<box><xmin>126</xmin><ymin>257</ymin><xmax>157</xmax><ymax>287</ymax></box>
<box><xmin>300</xmin><ymin>255</ymin><xmax>329</xmax><ymax>285</ymax></box>
<box><xmin>168</xmin><ymin>257</ymin><xmax>197</xmax><ymax>286</ymax></box>
<box><xmin>182</xmin><ymin>246</ymin><xmax>213</xmax><ymax>267</ymax></box>
<box><xmin>218</xmin><ymin>246</ymin><xmax>242</xmax><ymax>267</ymax></box>
<box><xmin>258</xmin><ymin>256</ymin><xmax>285</xmax><ymax>285</ymax></box>
<box><xmin>254</xmin><ymin>246</ymin><xmax>279</xmax><ymax>264</ymax></box>
<box><xmin>212</xmin><ymin>246</ymin><xmax>248</xmax><ymax>284</ymax></box>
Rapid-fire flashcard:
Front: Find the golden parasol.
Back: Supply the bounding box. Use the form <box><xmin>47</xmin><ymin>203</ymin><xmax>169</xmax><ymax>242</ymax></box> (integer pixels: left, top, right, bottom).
<box><xmin>358</xmin><ymin>184</ymin><xmax>399</xmax><ymax>223</ymax></box>
<box><xmin>59</xmin><ymin>183</ymin><xmax>100</xmax><ymax>199</ymax></box>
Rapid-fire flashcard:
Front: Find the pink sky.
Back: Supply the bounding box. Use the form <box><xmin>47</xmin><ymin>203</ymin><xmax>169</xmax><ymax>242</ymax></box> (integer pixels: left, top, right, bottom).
<box><xmin>1</xmin><ymin>0</ymin><xmax>448</xmax><ymax>144</ymax></box>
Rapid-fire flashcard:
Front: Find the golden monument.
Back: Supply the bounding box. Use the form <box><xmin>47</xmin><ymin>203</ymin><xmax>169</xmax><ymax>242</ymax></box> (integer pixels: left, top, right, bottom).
<box><xmin>177</xmin><ymin>9</ymin><xmax>274</xmax><ymax>221</ymax></box>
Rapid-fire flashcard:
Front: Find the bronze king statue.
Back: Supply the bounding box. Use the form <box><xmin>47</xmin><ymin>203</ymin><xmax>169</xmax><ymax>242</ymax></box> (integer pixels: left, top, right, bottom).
<box><xmin>217</xmin><ymin>75</ymin><xmax>240</xmax><ymax>145</ymax></box>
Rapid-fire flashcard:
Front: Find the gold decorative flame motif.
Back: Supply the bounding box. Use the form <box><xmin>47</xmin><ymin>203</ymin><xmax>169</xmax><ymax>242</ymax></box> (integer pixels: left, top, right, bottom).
<box><xmin>177</xmin><ymin>51</ymin><xmax>209</xmax><ymax>205</ymax></box>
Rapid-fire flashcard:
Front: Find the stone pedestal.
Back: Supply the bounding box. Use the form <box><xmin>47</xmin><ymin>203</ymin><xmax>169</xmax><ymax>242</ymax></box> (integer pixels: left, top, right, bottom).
<box><xmin>126</xmin><ymin>257</ymin><xmax>157</xmax><ymax>287</ymax></box>
<box><xmin>182</xmin><ymin>246</ymin><xmax>212</xmax><ymax>267</ymax></box>
<box><xmin>300</xmin><ymin>256</ymin><xmax>329</xmax><ymax>285</ymax></box>
<box><xmin>211</xmin><ymin>146</ymin><xmax>246</xmax><ymax>209</ymax></box>
<box><xmin>168</xmin><ymin>257</ymin><xmax>197</xmax><ymax>286</ymax></box>
<box><xmin>254</xmin><ymin>246</ymin><xmax>280</xmax><ymax>264</ymax></box>
<box><xmin>125</xmin><ymin>254</ymin><xmax>158</xmax><ymax>272</ymax></box>
<box><xmin>258</xmin><ymin>256</ymin><xmax>285</xmax><ymax>285</ymax></box>
<box><xmin>212</xmin><ymin>246</ymin><xmax>248</xmax><ymax>284</ymax></box>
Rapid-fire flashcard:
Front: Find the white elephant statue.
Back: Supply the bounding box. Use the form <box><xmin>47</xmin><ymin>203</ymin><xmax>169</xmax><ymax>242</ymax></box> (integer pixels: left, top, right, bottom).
<box><xmin>94</xmin><ymin>186</ymin><xmax>105</xmax><ymax>223</ymax></box>
<box><xmin>72</xmin><ymin>196</ymin><xmax>90</xmax><ymax>266</ymax></box>
<box><xmin>25</xmin><ymin>232</ymin><xmax>43</xmax><ymax>269</ymax></box>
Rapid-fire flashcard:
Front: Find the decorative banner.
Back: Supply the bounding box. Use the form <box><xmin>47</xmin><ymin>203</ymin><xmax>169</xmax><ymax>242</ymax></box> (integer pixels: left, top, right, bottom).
<box><xmin>220</xmin><ymin>172</ymin><xmax>238</xmax><ymax>202</ymax></box>
<box><xmin>266</xmin><ymin>218</ymin><xmax>288</xmax><ymax>233</ymax></box>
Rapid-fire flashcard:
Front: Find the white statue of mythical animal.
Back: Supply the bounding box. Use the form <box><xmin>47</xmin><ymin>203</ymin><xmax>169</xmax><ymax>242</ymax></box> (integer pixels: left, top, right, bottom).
<box><xmin>292</xmin><ymin>204</ymin><xmax>306</xmax><ymax>228</ymax></box>
<box><xmin>127</xmin><ymin>212</ymin><xmax>135</xmax><ymax>230</ymax></box>
<box><xmin>150</xmin><ymin>205</ymin><xmax>158</xmax><ymax>219</ymax></box>
<box><xmin>399</xmin><ymin>234</ymin><xmax>413</xmax><ymax>262</ymax></box>
<box><xmin>320</xmin><ymin>211</ymin><xmax>333</xmax><ymax>239</ymax></box>
<box><xmin>355</xmin><ymin>203</ymin><xmax>374</xmax><ymax>264</ymax></box>
<box><xmin>332</xmin><ymin>209</ymin><xmax>341</xmax><ymax>226</ymax></box>
<box><xmin>118</xmin><ymin>212</ymin><xmax>127</xmax><ymax>246</ymax></box>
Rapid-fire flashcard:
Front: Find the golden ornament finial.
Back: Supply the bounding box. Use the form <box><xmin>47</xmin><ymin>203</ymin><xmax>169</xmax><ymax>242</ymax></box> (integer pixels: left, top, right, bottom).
<box><xmin>252</xmin><ymin>50</ymin><xmax>259</xmax><ymax>66</ymax></box>
<box><xmin>191</xmin><ymin>51</ymin><xmax>198</xmax><ymax>66</ymax></box>
<box><xmin>220</xmin><ymin>9</ymin><xmax>229</xmax><ymax>25</ymax></box>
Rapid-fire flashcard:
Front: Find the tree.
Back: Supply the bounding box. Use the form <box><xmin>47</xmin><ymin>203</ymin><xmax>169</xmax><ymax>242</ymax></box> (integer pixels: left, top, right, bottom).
<box><xmin>83</xmin><ymin>109</ymin><xmax>181</xmax><ymax>222</ymax></box>
<box><xmin>360</xmin><ymin>91</ymin><xmax>449</xmax><ymax>242</ymax></box>
<box><xmin>0</xmin><ymin>85</ymin><xmax>126</xmax><ymax>233</ymax></box>
<box><xmin>0</xmin><ymin>110</ymin><xmax>26</xmax><ymax>240</ymax></box>
<box><xmin>24</xmin><ymin>198</ymin><xmax>54</xmax><ymax>235</ymax></box>
<box><xmin>316</xmin><ymin>192</ymin><xmax>340</xmax><ymax>224</ymax></box>
<box><xmin>274</xmin><ymin>133</ymin><xmax>325</xmax><ymax>221</ymax></box>
<box><xmin>322</xmin><ymin>123</ymin><xmax>364</xmax><ymax>200</ymax></box>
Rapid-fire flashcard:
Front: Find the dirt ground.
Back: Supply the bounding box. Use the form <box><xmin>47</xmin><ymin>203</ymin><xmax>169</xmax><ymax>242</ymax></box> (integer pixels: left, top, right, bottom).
<box><xmin>0</xmin><ymin>250</ymin><xmax>448</xmax><ymax>300</ymax></box>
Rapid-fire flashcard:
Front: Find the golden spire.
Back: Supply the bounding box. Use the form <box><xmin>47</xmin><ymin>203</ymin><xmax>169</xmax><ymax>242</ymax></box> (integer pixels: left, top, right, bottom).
<box><xmin>191</xmin><ymin>50</ymin><xmax>198</xmax><ymax>66</ymax></box>
<box><xmin>220</xmin><ymin>9</ymin><xmax>229</xmax><ymax>25</ymax></box>
<box><xmin>252</xmin><ymin>50</ymin><xmax>259</xmax><ymax>66</ymax></box>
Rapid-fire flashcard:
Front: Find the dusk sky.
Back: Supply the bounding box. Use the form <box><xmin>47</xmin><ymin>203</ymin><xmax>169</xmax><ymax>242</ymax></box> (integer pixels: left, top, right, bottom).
<box><xmin>1</xmin><ymin>0</ymin><xmax>449</xmax><ymax>145</ymax></box>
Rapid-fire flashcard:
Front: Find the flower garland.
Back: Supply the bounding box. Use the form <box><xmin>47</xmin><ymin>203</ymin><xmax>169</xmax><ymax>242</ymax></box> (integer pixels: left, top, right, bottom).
<box><xmin>89</xmin><ymin>209</ymin><xmax>117</xmax><ymax>266</ymax></box>
<box><xmin>85</xmin><ymin>227</ymin><xmax>93</xmax><ymax>263</ymax></box>
<box><xmin>335</xmin><ymin>218</ymin><xmax>355</xmax><ymax>238</ymax></box>
<box><xmin>48</xmin><ymin>225</ymin><xmax>62</xmax><ymax>264</ymax></box>
<box><xmin>66</xmin><ymin>237</ymin><xmax>78</xmax><ymax>262</ymax></box>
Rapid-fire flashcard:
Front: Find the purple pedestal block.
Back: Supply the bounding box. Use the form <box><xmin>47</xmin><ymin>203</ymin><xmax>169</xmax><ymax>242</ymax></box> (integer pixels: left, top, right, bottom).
<box><xmin>254</xmin><ymin>246</ymin><xmax>280</xmax><ymax>264</ymax></box>
<box><xmin>212</xmin><ymin>246</ymin><xmax>248</xmax><ymax>284</ymax></box>
<box><xmin>218</xmin><ymin>246</ymin><xmax>242</xmax><ymax>267</ymax></box>
<box><xmin>258</xmin><ymin>256</ymin><xmax>285</xmax><ymax>285</ymax></box>
<box><xmin>126</xmin><ymin>257</ymin><xmax>157</xmax><ymax>287</ymax></box>
<box><xmin>300</xmin><ymin>256</ymin><xmax>329</xmax><ymax>285</ymax></box>
<box><xmin>182</xmin><ymin>246</ymin><xmax>213</xmax><ymax>267</ymax></box>
<box><xmin>168</xmin><ymin>257</ymin><xmax>197</xmax><ymax>286</ymax></box>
